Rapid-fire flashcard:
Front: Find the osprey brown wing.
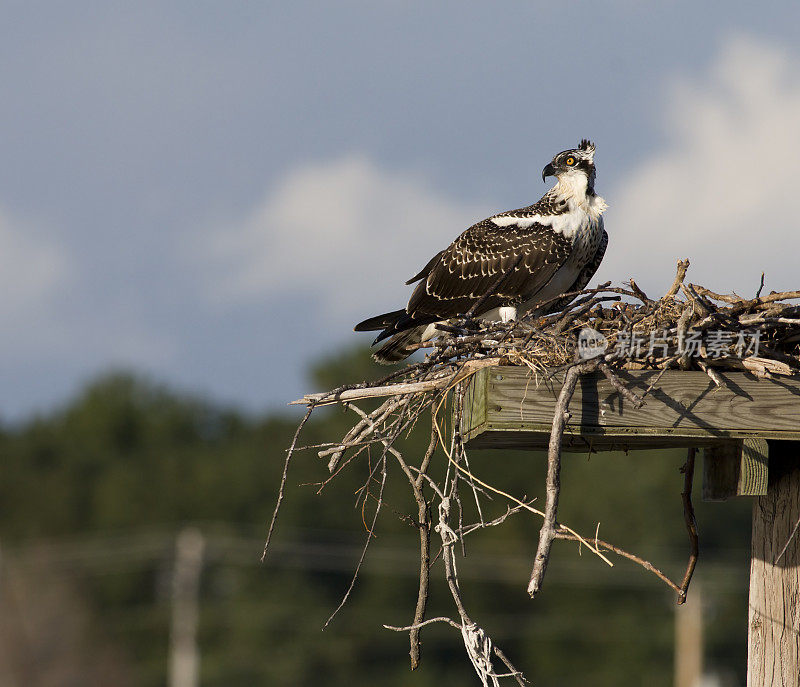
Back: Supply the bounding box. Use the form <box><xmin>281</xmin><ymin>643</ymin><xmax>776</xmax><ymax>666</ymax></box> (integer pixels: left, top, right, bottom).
<box><xmin>406</xmin><ymin>219</ymin><xmax>572</xmax><ymax>319</ymax></box>
<box><xmin>546</xmin><ymin>228</ymin><xmax>608</xmax><ymax>314</ymax></box>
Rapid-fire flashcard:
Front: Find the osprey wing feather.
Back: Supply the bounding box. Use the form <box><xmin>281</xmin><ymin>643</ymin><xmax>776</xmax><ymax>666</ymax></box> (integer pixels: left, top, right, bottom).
<box><xmin>407</xmin><ymin>219</ymin><xmax>572</xmax><ymax>319</ymax></box>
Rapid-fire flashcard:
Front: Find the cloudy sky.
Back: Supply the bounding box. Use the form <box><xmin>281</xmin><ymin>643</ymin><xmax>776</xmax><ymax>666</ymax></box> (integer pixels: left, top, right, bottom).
<box><xmin>3</xmin><ymin>1</ymin><xmax>800</xmax><ymax>420</ymax></box>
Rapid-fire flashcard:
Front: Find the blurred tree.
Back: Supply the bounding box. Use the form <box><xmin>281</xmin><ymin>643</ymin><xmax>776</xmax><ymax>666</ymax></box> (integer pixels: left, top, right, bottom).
<box><xmin>0</xmin><ymin>350</ymin><xmax>753</xmax><ymax>686</ymax></box>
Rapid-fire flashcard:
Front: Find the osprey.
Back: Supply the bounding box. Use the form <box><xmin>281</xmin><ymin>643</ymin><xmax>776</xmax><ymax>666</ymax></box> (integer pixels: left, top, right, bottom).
<box><xmin>355</xmin><ymin>140</ymin><xmax>608</xmax><ymax>363</ymax></box>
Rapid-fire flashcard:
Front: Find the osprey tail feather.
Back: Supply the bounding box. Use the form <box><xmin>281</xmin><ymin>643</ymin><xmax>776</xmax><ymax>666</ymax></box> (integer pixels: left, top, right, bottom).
<box><xmin>372</xmin><ymin>326</ymin><xmax>426</xmax><ymax>364</ymax></box>
<box><xmin>353</xmin><ymin>309</ymin><xmax>406</xmax><ymax>333</ymax></box>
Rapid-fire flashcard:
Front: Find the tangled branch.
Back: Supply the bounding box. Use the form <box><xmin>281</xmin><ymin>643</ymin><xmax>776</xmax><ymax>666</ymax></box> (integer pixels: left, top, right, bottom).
<box><xmin>265</xmin><ymin>259</ymin><xmax>800</xmax><ymax>682</ymax></box>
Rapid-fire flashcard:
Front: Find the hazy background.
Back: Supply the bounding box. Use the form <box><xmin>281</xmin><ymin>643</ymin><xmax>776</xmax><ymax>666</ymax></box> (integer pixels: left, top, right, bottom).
<box><xmin>3</xmin><ymin>3</ymin><xmax>797</xmax><ymax>686</ymax></box>
<box><xmin>3</xmin><ymin>1</ymin><xmax>800</xmax><ymax>421</ymax></box>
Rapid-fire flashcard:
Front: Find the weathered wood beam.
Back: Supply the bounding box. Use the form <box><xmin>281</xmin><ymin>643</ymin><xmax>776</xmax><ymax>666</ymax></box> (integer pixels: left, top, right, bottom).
<box><xmin>702</xmin><ymin>439</ymin><xmax>769</xmax><ymax>501</ymax></box>
<box><xmin>747</xmin><ymin>441</ymin><xmax>800</xmax><ymax>687</ymax></box>
<box><xmin>462</xmin><ymin>368</ymin><xmax>800</xmax><ymax>452</ymax></box>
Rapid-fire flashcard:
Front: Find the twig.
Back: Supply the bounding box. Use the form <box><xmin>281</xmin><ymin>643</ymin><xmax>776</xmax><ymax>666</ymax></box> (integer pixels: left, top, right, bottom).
<box><xmin>389</xmin><ymin>418</ymin><xmax>437</xmax><ymax>669</ymax></box>
<box><xmin>597</xmin><ymin>361</ymin><xmax>645</xmax><ymax>409</ymax></box>
<box><xmin>665</xmin><ymin>259</ymin><xmax>690</xmax><ymax>298</ymax></box>
<box><xmin>292</xmin><ymin>375</ymin><xmax>452</xmax><ymax>406</ymax></box>
<box><xmin>261</xmin><ymin>405</ymin><xmax>314</xmax><ymax>562</ymax></box>
<box><xmin>528</xmin><ymin>359</ymin><xmax>597</xmax><ymax>597</ymax></box>
<box><xmin>493</xmin><ymin>646</ymin><xmax>527</xmax><ymax>687</ymax></box>
<box><xmin>553</xmin><ymin>530</ymin><xmax>682</xmax><ymax>595</ymax></box>
<box><xmin>432</xmin><ymin>392</ymin><xmax>614</xmax><ymax>568</ymax></box>
<box><xmin>627</xmin><ymin>278</ymin><xmax>652</xmax><ymax>305</ymax></box>
<box><xmin>697</xmin><ymin>360</ymin><xmax>725</xmax><ymax>388</ymax></box>
<box><xmin>292</xmin><ymin>359</ymin><xmax>499</xmax><ymax>406</ymax></box>
<box><xmin>677</xmin><ymin>448</ymin><xmax>699</xmax><ymax>604</ymax></box>
<box><xmin>459</xmin><ymin>502</ymin><xmax>532</xmax><ymax>537</ymax></box>
<box><xmin>321</xmin><ymin>398</ymin><xmax>405</xmax><ymax>471</ymax></box>
<box><xmin>323</xmin><ymin>453</ymin><xmax>389</xmax><ymax>628</ymax></box>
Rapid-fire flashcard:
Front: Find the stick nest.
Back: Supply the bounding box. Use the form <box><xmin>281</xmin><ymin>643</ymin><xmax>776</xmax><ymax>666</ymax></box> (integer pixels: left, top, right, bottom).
<box><xmin>269</xmin><ymin>260</ymin><xmax>800</xmax><ymax>685</ymax></box>
<box><xmin>297</xmin><ymin>259</ymin><xmax>800</xmax><ymax>411</ymax></box>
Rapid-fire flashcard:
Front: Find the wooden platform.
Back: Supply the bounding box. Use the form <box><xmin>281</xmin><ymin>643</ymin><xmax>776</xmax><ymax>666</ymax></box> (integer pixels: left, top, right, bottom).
<box><xmin>461</xmin><ymin>365</ymin><xmax>800</xmax><ymax>686</ymax></box>
<box><xmin>462</xmin><ymin>367</ymin><xmax>800</xmax><ymax>452</ymax></box>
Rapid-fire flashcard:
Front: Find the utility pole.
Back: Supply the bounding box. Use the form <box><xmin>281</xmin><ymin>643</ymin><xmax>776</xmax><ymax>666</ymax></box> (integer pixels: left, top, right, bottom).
<box><xmin>169</xmin><ymin>528</ymin><xmax>204</xmax><ymax>687</ymax></box>
<box><xmin>674</xmin><ymin>582</ymin><xmax>703</xmax><ymax>687</ymax></box>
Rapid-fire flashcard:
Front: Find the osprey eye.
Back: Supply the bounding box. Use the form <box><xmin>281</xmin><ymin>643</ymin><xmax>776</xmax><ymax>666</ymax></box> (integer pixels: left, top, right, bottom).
<box><xmin>566</xmin><ymin>156</ymin><xmax>575</xmax><ymax>166</ymax></box>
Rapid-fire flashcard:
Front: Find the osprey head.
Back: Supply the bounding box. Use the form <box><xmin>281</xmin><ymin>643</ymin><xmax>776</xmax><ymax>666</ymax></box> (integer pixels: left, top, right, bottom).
<box><xmin>542</xmin><ymin>139</ymin><xmax>597</xmax><ymax>188</ymax></box>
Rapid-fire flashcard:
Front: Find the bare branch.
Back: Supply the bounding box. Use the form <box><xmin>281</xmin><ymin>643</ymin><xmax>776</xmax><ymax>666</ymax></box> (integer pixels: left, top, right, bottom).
<box><xmin>323</xmin><ymin>452</ymin><xmax>389</xmax><ymax>629</ymax></box>
<box><xmin>677</xmin><ymin>448</ymin><xmax>699</xmax><ymax>604</ymax></box>
<box><xmin>553</xmin><ymin>530</ymin><xmax>682</xmax><ymax>595</ymax></box>
<box><xmin>277</xmin><ymin>265</ymin><xmax>800</xmax><ymax>676</ymax></box>
<box><xmin>528</xmin><ymin>360</ymin><xmax>597</xmax><ymax>598</ymax></box>
<box><xmin>292</xmin><ymin>358</ymin><xmax>499</xmax><ymax>406</ymax></box>
<box><xmin>388</xmin><ymin>416</ymin><xmax>436</xmax><ymax>669</ymax></box>
<box><xmin>665</xmin><ymin>258</ymin><xmax>690</xmax><ymax>298</ymax></box>
<box><xmin>261</xmin><ymin>404</ymin><xmax>314</xmax><ymax>562</ymax></box>
<box><xmin>597</xmin><ymin>361</ymin><xmax>645</xmax><ymax>409</ymax></box>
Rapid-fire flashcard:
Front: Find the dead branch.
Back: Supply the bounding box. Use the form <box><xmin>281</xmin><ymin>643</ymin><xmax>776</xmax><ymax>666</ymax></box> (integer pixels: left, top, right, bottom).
<box><xmin>627</xmin><ymin>278</ymin><xmax>652</xmax><ymax>305</ymax></box>
<box><xmin>597</xmin><ymin>361</ymin><xmax>645</xmax><ymax>409</ymax></box>
<box><xmin>292</xmin><ymin>359</ymin><xmax>499</xmax><ymax>406</ymax></box>
<box><xmin>677</xmin><ymin>448</ymin><xmax>699</xmax><ymax>604</ymax></box>
<box><xmin>665</xmin><ymin>258</ymin><xmax>690</xmax><ymax>298</ymax></box>
<box><xmin>436</xmin><ymin>495</ymin><xmax>527</xmax><ymax>686</ymax></box>
<box><xmin>323</xmin><ymin>452</ymin><xmax>389</xmax><ymax>629</ymax></box>
<box><xmin>270</xmin><ymin>261</ymin><xmax>800</xmax><ymax>678</ymax></box>
<box><xmin>389</xmin><ymin>418</ymin><xmax>437</xmax><ymax>669</ymax></box>
<box><xmin>553</xmin><ymin>529</ymin><xmax>682</xmax><ymax>595</ymax></box>
<box><xmin>528</xmin><ymin>359</ymin><xmax>598</xmax><ymax>597</ymax></box>
<box><xmin>321</xmin><ymin>397</ymin><xmax>405</xmax><ymax>471</ymax></box>
<box><xmin>688</xmin><ymin>283</ymin><xmax>744</xmax><ymax>305</ymax></box>
<box><xmin>261</xmin><ymin>405</ymin><xmax>314</xmax><ymax>562</ymax></box>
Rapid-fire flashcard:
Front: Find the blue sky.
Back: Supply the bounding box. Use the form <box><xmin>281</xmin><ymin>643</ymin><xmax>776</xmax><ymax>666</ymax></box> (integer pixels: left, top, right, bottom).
<box><xmin>3</xmin><ymin>2</ymin><xmax>800</xmax><ymax>420</ymax></box>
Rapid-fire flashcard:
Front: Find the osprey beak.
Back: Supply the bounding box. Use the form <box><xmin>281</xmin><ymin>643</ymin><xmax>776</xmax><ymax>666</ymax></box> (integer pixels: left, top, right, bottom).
<box><xmin>542</xmin><ymin>162</ymin><xmax>555</xmax><ymax>182</ymax></box>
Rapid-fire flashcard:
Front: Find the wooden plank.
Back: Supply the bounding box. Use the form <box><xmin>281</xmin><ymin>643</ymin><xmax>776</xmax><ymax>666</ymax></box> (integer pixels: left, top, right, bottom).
<box><xmin>702</xmin><ymin>439</ymin><xmax>769</xmax><ymax>501</ymax></box>
<box><xmin>703</xmin><ymin>441</ymin><xmax>743</xmax><ymax>501</ymax></box>
<box><xmin>739</xmin><ymin>439</ymin><xmax>769</xmax><ymax>496</ymax></box>
<box><xmin>747</xmin><ymin>441</ymin><xmax>800</xmax><ymax>687</ymax></box>
<box><xmin>461</xmin><ymin>363</ymin><xmax>488</xmax><ymax>440</ymax></box>
<box><xmin>462</xmin><ymin>367</ymin><xmax>800</xmax><ymax>452</ymax></box>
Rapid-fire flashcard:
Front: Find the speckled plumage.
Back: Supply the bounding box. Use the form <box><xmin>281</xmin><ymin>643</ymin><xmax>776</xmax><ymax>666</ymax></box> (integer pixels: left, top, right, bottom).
<box><xmin>355</xmin><ymin>140</ymin><xmax>609</xmax><ymax>363</ymax></box>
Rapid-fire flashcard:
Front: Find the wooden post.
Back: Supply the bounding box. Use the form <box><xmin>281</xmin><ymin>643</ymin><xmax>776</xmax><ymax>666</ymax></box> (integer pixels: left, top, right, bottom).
<box><xmin>675</xmin><ymin>582</ymin><xmax>703</xmax><ymax>687</ymax></box>
<box><xmin>169</xmin><ymin>528</ymin><xmax>205</xmax><ymax>687</ymax></box>
<box><xmin>748</xmin><ymin>441</ymin><xmax>800</xmax><ymax>687</ymax></box>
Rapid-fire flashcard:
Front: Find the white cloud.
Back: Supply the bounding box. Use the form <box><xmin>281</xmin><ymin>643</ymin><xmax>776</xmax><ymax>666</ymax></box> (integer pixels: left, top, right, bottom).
<box><xmin>598</xmin><ymin>34</ymin><xmax>800</xmax><ymax>297</ymax></box>
<box><xmin>0</xmin><ymin>207</ymin><xmax>71</xmax><ymax>319</ymax></box>
<box><xmin>203</xmin><ymin>33</ymin><xmax>800</xmax><ymax>330</ymax></box>
<box><xmin>201</xmin><ymin>154</ymin><xmax>485</xmax><ymax>322</ymax></box>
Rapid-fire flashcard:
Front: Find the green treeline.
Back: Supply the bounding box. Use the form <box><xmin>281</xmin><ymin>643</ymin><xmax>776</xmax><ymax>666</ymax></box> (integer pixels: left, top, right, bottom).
<box><xmin>0</xmin><ymin>347</ymin><xmax>752</xmax><ymax>686</ymax></box>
